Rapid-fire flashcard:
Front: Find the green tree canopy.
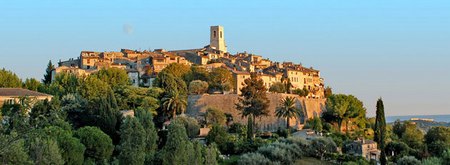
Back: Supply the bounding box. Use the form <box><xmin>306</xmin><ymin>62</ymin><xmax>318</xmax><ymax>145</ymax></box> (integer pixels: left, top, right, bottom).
<box><xmin>91</xmin><ymin>68</ymin><xmax>129</xmax><ymax>89</ymax></box>
<box><xmin>425</xmin><ymin>126</ymin><xmax>450</xmax><ymax>156</ymax></box>
<box><xmin>154</xmin><ymin>71</ymin><xmax>188</xmax><ymax>97</ymax></box>
<box><xmin>160</xmin><ymin>63</ymin><xmax>191</xmax><ymax>79</ymax></box>
<box><xmin>208</xmin><ymin>67</ymin><xmax>233</xmax><ymax>92</ymax></box>
<box><xmin>60</xmin><ymin>94</ymin><xmax>89</xmax><ymax>128</ymax></box>
<box><xmin>78</xmin><ymin>76</ymin><xmax>113</xmax><ymax>103</ymax></box>
<box><xmin>205</xmin><ymin>107</ymin><xmax>226</xmax><ymax>126</ymax></box>
<box><xmin>323</xmin><ymin>94</ymin><xmax>366</xmax><ymax>133</ymax></box>
<box><xmin>0</xmin><ymin>68</ymin><xmax>22</xmax><ymax>88</ymax></box>
<box><xmin>189</xmin><ymin>80</ymin><xmax>209</xmax><ymax>94</ymax></box>
<box><xmin>42</xmin><ymin>126</ymin><xmax>85</xmax><ymax>165</ymax></box>
<box><xmin>173</xmin><ymin>116</ymin><xmax>200</xmax><ymax>138</ymax></box>
<box><xmin>74</xmin><ymin>126</ymin><xmax>114</xmax><ymax>163</ymax></box>
<box><xmin>205</xmin><ymin>124</ymin><xmax>229</xmax><ymax>153</ymax></box>
<box><xmin>45</xmin><ymin>72</ymin><xmax>80</xmax><ymax>97</ymax></box>
<box><xmin>0</xmin><ymin>132</ymin><xmax>31</xmax><ymax>164</ymax></box>
<box><xmin>23</xmin><ymin>78</ymin><xmax>42</xmax><ymax>91</ymax></box>
<box><xmin>134</xmin><ymin>108</ymin><xmax>158</xmax><ymax>164</ymax></box>
<box><xmin>29</xmin><ymin>137</ymin><xmax>64</xmax><ymax>165</ymax></box>
<box><xmin>401</xmin><ymin>121</ymin><xmax>424</xmax><ymax>149</ymax></box>
<box><xmin>160</xmin><ymin>120</ymin><xmax>194</xmax><ymax>165</ymax></box>
<box><xmin>185</xmin><ymin>66</ymin><xmax>209</xmax><ymax>83</ymax></box>
<box><xmin>268</xmin><ymin>82</ymin><xmax>286</xmax><ymax>93</ymax></box>
<box><xmin>114</xmin><ymin>86</ymin><xmax>160</xmax><ymax>114</ymax></box>
<box><xmin>118</xmin><ymin>116</ymin><xmax>146</xmax><ymax>165</ymax></box>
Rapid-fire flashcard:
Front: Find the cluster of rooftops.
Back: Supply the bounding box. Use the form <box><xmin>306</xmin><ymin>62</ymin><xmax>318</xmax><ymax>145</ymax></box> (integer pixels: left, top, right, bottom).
<box><xmin>54</xmin><ymin>26</ymin><xmax>325</xmax><ymax>97</ymax></box>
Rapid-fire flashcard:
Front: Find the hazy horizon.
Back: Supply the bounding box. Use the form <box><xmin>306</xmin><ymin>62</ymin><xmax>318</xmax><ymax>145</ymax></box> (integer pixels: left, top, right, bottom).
<box><xmin>1</xmin><ymin>0</ymin><xmax>449</xmax><ymax>116</ymax></box>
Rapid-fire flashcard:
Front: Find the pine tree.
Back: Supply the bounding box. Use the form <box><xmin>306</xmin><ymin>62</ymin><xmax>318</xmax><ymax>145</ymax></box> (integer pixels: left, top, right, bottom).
<box><xmin>118</xmin><ymin>116</ymin><xmax>146</xmax><ymax>165</ymax></box>
<box><xmin>236</xmin><ymin>73</ymin><xmax>270</xmax><ymax>140</ymax></box>
<box><xmin>43</xmin><ymin>60</ymin><xmax>55</xmax><ymax>85</ymax></box>
<box><xmin>374</xmin><ymin>98</ymin><xmax>387</xmax><ymax>165</ymax></box>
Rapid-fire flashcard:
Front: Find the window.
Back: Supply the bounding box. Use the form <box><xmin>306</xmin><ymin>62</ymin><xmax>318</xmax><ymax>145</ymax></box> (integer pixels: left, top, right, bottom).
<box><xmin>220</xmin><ymin>31</ymin><xmax>223</xmax><ymax>38</ymax></box>
<box><xmin>213</xmin><ymin>31</ymin><xmax>217</xmax><ymax>38</ymax></box>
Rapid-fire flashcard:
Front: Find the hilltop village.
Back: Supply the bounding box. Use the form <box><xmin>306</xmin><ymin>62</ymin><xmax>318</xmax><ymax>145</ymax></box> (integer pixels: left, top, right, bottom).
<box><xmin>2</xmin><ymin>26</ymin><xmax>449</xmax><ymax>165</ymax></box>
<box><xmin>54</xmin><ymin>26</ymin><xmax>326</xmax><ymax>98</ymax></box>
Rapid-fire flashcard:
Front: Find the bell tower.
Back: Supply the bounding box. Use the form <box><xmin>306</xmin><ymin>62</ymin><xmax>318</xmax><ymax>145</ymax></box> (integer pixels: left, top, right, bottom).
<box><xmin>210</xmin><ymin>25</ymin><xmax>227</xmax><ymax>53</ymax></box>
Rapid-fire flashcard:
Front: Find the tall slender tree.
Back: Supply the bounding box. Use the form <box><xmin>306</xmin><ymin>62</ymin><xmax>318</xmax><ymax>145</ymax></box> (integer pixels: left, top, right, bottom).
<box><xmin>160</xmin><ymin>121</ymin><xmax>194</xmax><ymax>165</ymax></box>
<box><xmin>118</xmin><ymin>116</ymin><xmax>146</xmax><ymax>165</ymax></box>
<box><xmin>134</xmin><ymin>108</ymin><xmax>158</xmax><ymax>164</ymax></box>
<box><xmin>374</xmin><ymin>98</ymin><xmax>387</xmax><ymax>165</ymax></box>
<box><xmin>236</xmin><ymin>73</ymin><xmax>270</xmax><ymax>140</ymax></box>
<box><xmin>43</xmin><ymin>60</ymin><xmax>55</xmax><ymax>85</ymax></box>
<box><xmin>275</xmin><ymin>96</ymin><xmax>302</xmax><ymax>129</ymax></box>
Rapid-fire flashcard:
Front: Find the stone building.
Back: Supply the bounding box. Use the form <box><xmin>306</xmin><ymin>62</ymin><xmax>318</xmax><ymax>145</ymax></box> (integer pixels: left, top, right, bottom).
<box><xmin>0</xmin><ymin>88</ymin><xmax>53</xmax><ymax>108</ymax></box>
<box><xmin>210</xmin><ymin>25</ymin><xmax>227</xmax><ymax>53</ymax></box>
<box><xmin>53</xmin><ymin>25</ymin><xmax>326</xmax><ymax>96</ymax></box>
<box><xmin>344</xmin><ymin>139</ymin><xmax>381</xmax><ymax>162</ymax></box>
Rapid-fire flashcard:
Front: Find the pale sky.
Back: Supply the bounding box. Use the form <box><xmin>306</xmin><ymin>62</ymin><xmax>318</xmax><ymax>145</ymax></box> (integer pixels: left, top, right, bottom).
<box><xmin>1</xmin><ymin>0</ymin><xmax>449</xmax><ymax>116</ymax></box>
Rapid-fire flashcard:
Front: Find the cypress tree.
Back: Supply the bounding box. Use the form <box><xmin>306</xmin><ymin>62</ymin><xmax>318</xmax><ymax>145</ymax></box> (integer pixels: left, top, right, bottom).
<box><xmin>118</xmin><ymin>116</ymin><xmax>146</xmax><ymax>165</ymax></box>
<box><xmin>160</xmin><ymin>121</ymin><xmax>194</xmax><ymax>165</ymax></box>
<box><xmin>374</xmin><ymin>98</ymin><xmax>387</xmax><ymax>165</ymax></box>
<box><xmin>43</xmin><ymin>60</ymin><xmax>55</xmax><ymax>85</ymax></box>
<box><xmin>134</xmin><ymin>108</ymin><xmax>158</xmax><ymax>164</ymax></box>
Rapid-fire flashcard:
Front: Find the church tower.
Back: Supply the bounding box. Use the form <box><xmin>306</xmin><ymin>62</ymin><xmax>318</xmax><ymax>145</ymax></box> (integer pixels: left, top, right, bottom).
<box><xmin>210</xmin><ymin>26</ymin><xmax>227</xmax><ymax>53</ymax></box>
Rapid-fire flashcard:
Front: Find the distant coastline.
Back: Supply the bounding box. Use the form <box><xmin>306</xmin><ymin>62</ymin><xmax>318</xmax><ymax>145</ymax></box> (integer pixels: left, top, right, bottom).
<box><xmin>386</xmin><ymin>114</ymin><xmax>450</xmax><ymax>123</ymax></box>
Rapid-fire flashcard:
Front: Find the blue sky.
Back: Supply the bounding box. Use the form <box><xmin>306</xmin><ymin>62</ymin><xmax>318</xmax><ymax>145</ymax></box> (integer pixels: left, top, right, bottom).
<box><xmin>1</xmin><ymin>0</ymin><xmax>449</xmax><ymax>116</ymax></box>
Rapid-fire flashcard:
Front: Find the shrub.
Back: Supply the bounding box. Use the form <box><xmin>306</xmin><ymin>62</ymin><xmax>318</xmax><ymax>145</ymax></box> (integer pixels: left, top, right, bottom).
<box><xmin>443</xmin><ymin>149</ymin><xmax>450</xmax><ymax>165</ymax></box>
<box><xmin>309</xmin><ymin>137</ymin><xmax>337</xmax><ymax>159</ymax></box>
<box><xmin>269</xmin><ymin>142</ymin><xmax>302</xmax><ymax>158</ymax></box>
<box><xmin>279</xmin><ymin>137</ymin><xmax>310</xmax><ymax>150</ymax></box>
<box><xmin>256</xmin><ymin>142</ymin><xmax>302</xmax><ymax>164</ymax></box>
<box><xmin>396</xmin><ymin>156</ymin><xmax>420</xmax><ymax>165</ymax></box>
<box><xmin>292</xmin><ymin>87</ymin><xmax>309</xmax><ymax>97</ymax></box>
<box><xmin>205</xmin><ymin>107</ymin><xmax>226</xmax><ymax>126</ymax></box>
<box><xmin>229</xmin><ymin>123</ymin><xmax>247</xmax><ymax>137</ymax></box>
<box><xmin>189</xmin><ymin>80</ymin><xmax>209</xmax><ymax>94</ymax></box>
<box><xmin>173</xmin><ymin>116</ymin><xmax>200</xmax><ymax>138</ymax></box>
<box><xmin>206</xmin><ymin>124</ymin><xmax>230</xmax><ymax>153</ymax></box>
<box><xmin>238</xmin><ymin>152</ymin><xmax>274</xmax><ymax>165</ymax></box>
<box><xmin>257</xmin><ymin>145</ymin><xmax>291</xmax><ymax>164</ymax></box>
<box><xmin>421</xmin><ymin>157</ymin><xmax>442</xmax><ymax>165</ymax></box>
<box><xmin>268</xmin><ymin>82</ymin><xmax>286</xmax><ymax>93</ymax></box>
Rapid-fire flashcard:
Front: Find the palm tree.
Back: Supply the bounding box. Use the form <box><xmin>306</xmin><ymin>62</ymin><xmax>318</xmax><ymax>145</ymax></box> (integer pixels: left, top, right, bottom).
<box><xmin>161</xmin><ymin>91</ymin><xmax>187</xmax><ymax>119</ymax></box>
<box><xmin>275</xmin><ymin>96</ymin><xmax>302</xmax><ymax>129</ymax></box>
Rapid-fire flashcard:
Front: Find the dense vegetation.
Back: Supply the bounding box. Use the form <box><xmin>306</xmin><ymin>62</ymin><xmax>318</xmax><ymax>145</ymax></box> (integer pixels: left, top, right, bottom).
<box><xmin>1</xmin><ymin>63</ymin><xmax>449</xmax><ymax>165</ymax></box>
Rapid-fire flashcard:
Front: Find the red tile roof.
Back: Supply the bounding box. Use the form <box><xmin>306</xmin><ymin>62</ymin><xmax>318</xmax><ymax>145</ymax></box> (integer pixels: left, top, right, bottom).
<box><xmin>0</xmin><ymin>88</ymin><xmax>52</xmax><ymax>97</ymax></box>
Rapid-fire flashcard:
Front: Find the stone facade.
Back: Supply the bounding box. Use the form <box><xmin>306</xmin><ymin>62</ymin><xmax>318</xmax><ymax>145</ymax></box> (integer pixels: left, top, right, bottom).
<box><xmin>210</xmin><ymin>26</ymin><xmax>227</xmax><ymax>53</ymax></box>
<box><xmin>54</xmin><ymin>25</ymin><xmax>326</xmax><ymax>96</ymax></box>
<box><xmin>186</xmin><ymin>93</ymin><xmax>326</xmax><ymax>131</ymax></box>
<box><xmin>344</xmin><ymin>139</ymin><xmax>381</xmax><ymax>162</ymax></box>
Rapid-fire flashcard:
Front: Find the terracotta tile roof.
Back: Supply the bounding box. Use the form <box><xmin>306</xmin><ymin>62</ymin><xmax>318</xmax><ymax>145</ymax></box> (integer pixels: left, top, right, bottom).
<box><xmin>0</xmin><ymin>88</ymin><xmax>52</xmax><ymax>97</ymax></box>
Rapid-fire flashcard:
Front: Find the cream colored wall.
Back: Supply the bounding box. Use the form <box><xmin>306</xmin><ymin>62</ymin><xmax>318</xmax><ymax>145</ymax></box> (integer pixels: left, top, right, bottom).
<box><xmin>233</xmin><ymin>73</ymin><xmax>250</xmax><ymax>94</ymax></box>
<box><xmin>286</xmin><ymin>70</ymin><xmax>305</xmax><ymax>89</ymax></box>
<box><xmin>260</xmin><ymin>75</ymin><xmax>282</xmax><ymax>90</ymax></box>
<box><xmin>0</xmin><ymin>96</ymin><xmax>53</xmax><ymax>110</ymax></box>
